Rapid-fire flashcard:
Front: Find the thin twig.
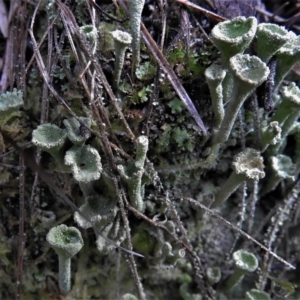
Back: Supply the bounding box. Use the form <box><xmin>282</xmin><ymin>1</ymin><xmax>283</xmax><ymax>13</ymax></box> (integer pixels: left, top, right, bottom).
<box><xmin>16</xmin><ymin>153</ymin><xmax>26</xmax><ymax>300</ymax></box>
<box><xmin>175</xmin><ymin>0</ymin><xmax>226</xmax><ymax>22</ymax></box>
<box><xmin>181</xmin><ymin>196</ymin><xmax>296</xmax><ymax>270</ymax></box>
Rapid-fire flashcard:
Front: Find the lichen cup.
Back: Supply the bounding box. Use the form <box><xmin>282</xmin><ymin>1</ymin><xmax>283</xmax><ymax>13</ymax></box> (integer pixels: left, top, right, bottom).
<box><xmin>46</xmin><ymin>224</ymin><xmax>84</xmax><ymax>294</ymax></box>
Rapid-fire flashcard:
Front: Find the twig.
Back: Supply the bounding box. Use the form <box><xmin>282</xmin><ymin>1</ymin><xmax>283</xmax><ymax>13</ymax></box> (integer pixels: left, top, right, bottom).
<box><xmin>181</xmin><ymin>196</ymin><xmax>296</xmax><ymax>270</ymax></box>
<box><xmin>15</xmin><ymin>153</ymin><xmax>26</xmax><ymax>300</ymax></box>
<box><xmin>175</xmin><ymin>0</ymin><xmax>226</xmax><ymax>22</ymax></box>
<box><xmin>259</xmin><ymin>179</ymin><xmax>300</xmax><ymax>289</ymax></box>
<box><xmin>256</xmin><ymin>6</ymin><xmax>300</xmax><ymax>32</ymax></box>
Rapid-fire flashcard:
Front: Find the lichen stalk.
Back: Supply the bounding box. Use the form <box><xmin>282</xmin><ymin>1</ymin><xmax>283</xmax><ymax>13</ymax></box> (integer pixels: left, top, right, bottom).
<box><xmin>274</xmin><ymin>34</ymin><xmax>300</xmax><ymax>90</ymax></box>
<box><xmin>261</xmin><ymin>121</ymin><xmax>282</xmax><ymax>151</ymax></box>
<box><xmin>204</xmin><ymin>63</ymin><xmax>226</xmax><ymax>129</ymax></box>
<box><xmin>256</xmin><ymin>23</ymin><xmax>290</xmax><ymax>63</ymax></box>
<box><xmin>111</xmin><ymin>30</ymin><xmax>132</xmax><ymax>89</ymax></box>
<box><xmin>212</xmin><ymin>54</ymin><xmax>269</xmax><ymax>147</ymax></box>
<box><xmin>212</xmin><ymin>171</ymin><xmax>246</xmax><ymax>209</ymax></box>
<box><xmin>58</xmin><ymin>255</ymin><xmax>71</xmax><ymax>294</ymax></box>
<box><xmin>117</xmin><ymin>135</ymin><xmax>149</xmax><ymax>212</ymax></box>
<box><xmin>269</xmin><ymin>83</ymin><xmax>300</xmax><ymax>154</ymax></box>
<box><xmin>211</xmin><ymin>148</ymin><xmax>265</xmax><ymax>208</ymax></box>
<box><xmin>127</xmin><ymin>0</ymin><xmax>145</xmax><ymax>70</ymax></box>
<box><xmin>46</xmin><ymin>225</ymin><xmax>84</xmax><ymax>295</ymax></box>
<box><xmin>224</xmin><ymin>250</ymin><xmax>258</xmax><ymax>291</ymax></box>
<box><xmin>261</xmin><ymin>155</ymin><xmax>295</xmax><ymax>196</ymax></box>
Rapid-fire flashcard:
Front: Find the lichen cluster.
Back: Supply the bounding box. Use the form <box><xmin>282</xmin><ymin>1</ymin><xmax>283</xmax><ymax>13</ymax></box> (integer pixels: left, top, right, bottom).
<box><xmin>2</xmin><ymin>1</ymin><xmax>300</xmax><ymax>300</ymax></box>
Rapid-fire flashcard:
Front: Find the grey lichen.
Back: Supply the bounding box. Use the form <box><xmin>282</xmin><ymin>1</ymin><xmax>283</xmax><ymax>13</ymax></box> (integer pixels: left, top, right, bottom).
<box><xmin>117</xmin><ymin>135</ymin><xmax>149</xmax><ymax>212</ymax></box>
<box><xmin>46</xmin><ymin>224</ymin><xmax>84</xmax><ymax>294</ymax></box>
<box><xmin>127</xmin><ymin>0</ymin><xmax>145</xmax><ymax>70</ymax></box>
<box><xmin>32</xmin><ymin>123</ymin><xmax>68</xmax><ymax>167</ymax></box>
<box><xmin>111</xmin><ymin>30</ymin><xmax>132</xmax><ymax>89</ymax></box>
<box><xmin>64</xmin><ymin>145</ymin><xmax>102</xmax><ymax>183</ymax></box>
<box><xmin>211</xmin><ymin>148</ymin><xmax>265</xmax><ymax>208</ymax></box>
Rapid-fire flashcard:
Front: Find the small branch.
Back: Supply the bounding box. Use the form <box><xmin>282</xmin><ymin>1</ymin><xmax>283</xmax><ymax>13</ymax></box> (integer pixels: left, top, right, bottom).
<box><xmin>16</xmin><ymin>154</ymin><xmax>26</xmax><ymax>300</ymax></box>
<box><xmin>175</xmin><ymin>0</ymin><xmax>226</xmax><ymax>22</ymax></box>
<box><xmin>181</xmin><ymin>196</ymin><xmax>296</xmax><ymax>270</ymax></box>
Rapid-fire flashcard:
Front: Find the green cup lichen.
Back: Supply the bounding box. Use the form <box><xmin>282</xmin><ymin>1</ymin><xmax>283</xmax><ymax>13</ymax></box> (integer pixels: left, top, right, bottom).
<box><xmin>211</xmin><ymin>148</ymin><xmax>265</xmax><ymax>208</ymax></box>
<box><xmin>204</xmin><ymin>63</ymin><xmax>226</xmax><ymax>130</ymax></box>
<box><xmin>214</xmin><ymin>54</ymin><xmax>269</xmax><ymax>144</ymax></box>
<box><xmin>32</xmin><ymin>123</ymin><xmax>68</xmax><ymax>167</ymax></box>
<box><xmin>275</xmin><ymin>35</ymin><xmax>300</xmax><ymax>90</ymax></box>
<box><xmin>0</xmin><ymin>89</ymin><xmax>23</xmax><ymax>121</ymax></box>
<box><xmin>245</xmin><ymin>289</ymin><xmax>271</xmax><ymax>300</ymax></box>
<box><xmin>261</xmin><ymin>155</ymin><xmax>295</xmax><ymax>195</ymax></box>
<box><xmin>224</xmin><ymin>249</ymin><xmax>258</xmax><ymax>291</ymax></box>
<box><xmin>127</xmin><ymin>0</ymin><xmax>145</xmax><ymax>70</ymax></box>
<box><xmin>256</xmin><ymin>23</ymin><xmax>290</xmax><ymax>63</ymax></box>
<box><xmin>117</xmin><ymin>135</ymin><xmax>149</xmax><ymax>212</ymax></box>
<box><xmin>64</xmin><ymin>145</ymin><xmax>102</xmax><ymax>183</ymax></box>
<box><xmin>211</xmin><ymin>16</ymin><xmax>257</xmax><ymax>65</ymax></box>
<box><xmin>206</xmin><ymin>267</ymin><xmax>221</xmax><ymax>285</ymax></box>
<box><xmin>63</xmin><ymin>117</ymin><xmax>91</xmax><ymax>146</ymax></box>
<box><xmin>46</xmin><ymin>224</ymin><xmax>84</xmax><ymax>294</ymax></box>
<box><xmin>111</xmin><ymin>30</ymin><xmax>132</xmax><ymax>89</ymax></box>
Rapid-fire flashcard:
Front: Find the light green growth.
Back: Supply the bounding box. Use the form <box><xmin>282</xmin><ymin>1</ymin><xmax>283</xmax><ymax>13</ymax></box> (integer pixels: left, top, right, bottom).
<box><xmin>261</xmin><ymin>155</ymin><xmax>295</xmax><ymax>195</ymax></box>
<box><xmin>132</xmin><ymin>85</ymin><xmax>152</xmax><ymax>103</ymax></box>
<box><xmin>46</xmin><ymin>224</ymin><xmax>84</xmax><ymax>294</ymax></box>
<box><xmin>270</xmin><ymin>83</ymin><xmax>300</xmax><ymax>154</ymax></box>
<box><xmin>96</xmin><ymin>217</ymin><xmax>126</xmax><ymax>253</ymax></box>
<box><xmin>153</xmin><ymin>242</ymin><xmax>185</xmax><ymax>267</ymax></box>
<box><xmin>0</xmin><ymin>89</ymin><xmax>23</xmax><ymax>120</ymax></box>
<box><xmin>117</xmin><ymin>135</ymin><xmax>148</xmax><ymax>211</ymax></box>
<box><xmin>79</xmin><ymin>24</ymin><xmax>98</xmax><ymax>49</ymax></box>
<box><xmin>132</xmin><ymin>230</ymin><xmax>156</xmax><ymax>255</ymax></box>
<box><xmin>32</xmin><ymin>123</ymin><xmax>68</xmax><ymax>166</ymax></box>
<box><xmin>275</xmin><ymin>34</ymin><xmax>300</xmax><ymax>90</ymax></box>
<box><xmin>204</xmin><ymin>63</ymin><xmax>226</xmax><ymax>129</ymax></box>
<box><xmin>206</xmin><ymin>267</ymin><xmax>221</xmax><ymax>285</ymax></box>
<box><xmin>212</xmin><ymin>148</ymin><xmax>265</xmax><ymax>208</ymax></box>
<box><xmin>208</xmin><ymin>54</ymin><xmax>269</xmax><ymax>162</ymax></box>
<box><xmin>278</xmin><ymin>83</ymin><xmax>300</xmax><ymax>139</ymax></box>
<box><xmin>64</xmin><ymin>145</ymin><xmax>102</xmax><ymax>182</ymax></box>
<box><xmin>168</xmin><ymin>97</ymin><xmax>185</xmax><ymax>114</ymax></box>
<box><xmin>211</xmin><ymin>16</ymin><xmax>257</xmax><ymax>65</ymax></box>
<box><xmin>261</xmin><ymin>121</ymin><xmax>282</xmax><ymax>151</ymax></box>
<box><xmin>245</xmin><ymin>289</ymin><xmax>271</xmax><ymax>300</ymax></box>
<box><xmin>74</xmin><ymin>194</ymin><xmax>123</xmax><ymax>254</ymax></box>
<box><xmin>179</xmin><ymin>282</ymin><xmax>202</xmax><ymax>300</ymax></box>
<box><xmin>127</xmin><ymin>0</ymin><xmax>145</xmax><ymax>70</ymax></box>
<box><xmin>63</xmin><ymin>117</ymin><xmax>91</xmax><ymax>146</ymax></box>
<box><xmin>74</xmin><ymin>195</ymin><xmax>118</xmax><ymax>229</ymax></box>
<box><xmin>271</xmin><ymin>83</ymin><xmax>300</xmax><ymax>125</ymax></box>
<box><xmin>135</xmin><ymin>61</ymin><xmax>156</xmax><ymax>81</ymax></box>
<box><xmin>256</xmin><ymin>23</ymin><xmax>290</xmax><ymax>63</ymax></box>
<box><xmin>224</xmin><ymin>249</ymin><xmax>258</xmax><ymax>291</ymax></box>
<box><xmin>111</xmin><ymin>30</ymin><xmax>132</xmax><ymax>89</ymax></box>
<box><xmin>121</xmin><ymin>294</ymin><xmax>138</xmax><ymax>300</ymax></box>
